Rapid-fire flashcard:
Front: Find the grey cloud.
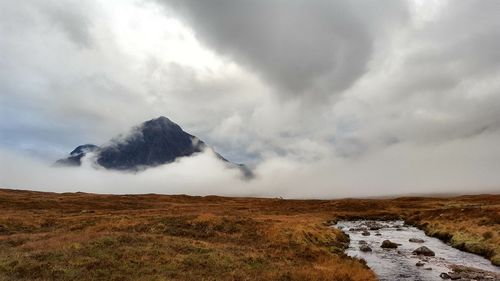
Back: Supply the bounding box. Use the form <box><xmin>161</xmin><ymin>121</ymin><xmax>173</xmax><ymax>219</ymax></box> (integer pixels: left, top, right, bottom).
<box><xmin>157</xmin><ymin>0</ymin><xmax>408</xmax><ymax>99</ymax></box>
<box><xmin>398</xmin><ymin>1</ymin><xmax>500</xmax><ymax>95</ymax></box>
<box><xmin>1</xmin><ymin>1</ymin><xmax>500</xmax><ymax>197</ymax></box>
<box><xmin>317</xmin><ymin>0</ymin><xmax>500</xmax><ymax>159</ymax></box>
<box><xmin>40</xmin><ymin>0</ymin><xmax>95</xmax><ymax>48</ymax></box>
<box><xmin>2</xmin><ymin>130</ymin><xmax>500</xmax><ymax>198</ymax></box>
<box><xmin>0</xmin><ymin>0</ymin><xmax>95</xmax><ymax>48</ymax></box>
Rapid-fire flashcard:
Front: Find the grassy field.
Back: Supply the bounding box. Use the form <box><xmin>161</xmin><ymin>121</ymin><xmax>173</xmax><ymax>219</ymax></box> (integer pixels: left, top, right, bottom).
<box><xmin>0</xmin><ymin>188</ymin><xmax>498</xmax><ymax>280</ymax></box>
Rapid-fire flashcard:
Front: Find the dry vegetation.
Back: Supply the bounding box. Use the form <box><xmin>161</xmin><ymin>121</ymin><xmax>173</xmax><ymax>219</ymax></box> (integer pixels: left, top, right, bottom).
<box><xmin>0</xmin><ymin>188</ymin><xmax>498</xmax><ymax>280</ymax></box>
<box><xmin>404</xmin><ymin>195</ymin><xmax>500</xmax><ymax>266</ymax></box>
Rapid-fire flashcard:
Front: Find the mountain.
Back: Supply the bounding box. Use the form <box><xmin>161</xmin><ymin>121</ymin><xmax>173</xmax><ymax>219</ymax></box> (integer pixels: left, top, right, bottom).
<box><xmin>55</xmin><ymin>116</ymin><xmax>252</xmax><ymax>178</ymax></box>
<box><xmin>96</xmin><ymin>116</ymin><xmax>206</xmax><ymax>170</ymax></box>
<box><xmin>55</xmin><ymin>144</ymin><xmax>100</xmax><ymax>167</ymax></box>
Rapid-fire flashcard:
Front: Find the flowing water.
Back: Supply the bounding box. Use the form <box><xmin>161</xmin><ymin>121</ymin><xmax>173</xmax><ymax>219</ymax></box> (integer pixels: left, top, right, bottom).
<box><xmin>335</xmin><ymin>220</ymin><xmax>499</xmax><ymax>281</ymax></box>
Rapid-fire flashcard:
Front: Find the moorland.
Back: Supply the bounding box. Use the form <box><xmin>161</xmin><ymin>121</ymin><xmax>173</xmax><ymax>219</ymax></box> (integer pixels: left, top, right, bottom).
<box><xmin>0</xmin><ymin>188</ymin><xmax>498</xmax><ymax>281</ymax></box>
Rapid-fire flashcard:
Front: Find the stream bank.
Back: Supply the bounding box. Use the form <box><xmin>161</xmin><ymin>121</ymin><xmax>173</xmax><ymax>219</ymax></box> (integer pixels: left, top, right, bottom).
<box><xmin>335</xmin><ymin>220</ymin><xmax>499</xmax><ymax>281</ymax></box>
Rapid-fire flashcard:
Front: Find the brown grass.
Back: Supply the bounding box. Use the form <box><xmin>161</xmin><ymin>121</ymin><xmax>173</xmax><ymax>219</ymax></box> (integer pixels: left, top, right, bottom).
<box><xmin>0</xmin><ymin>188</ymin><xmax>498</xmax><ymax>280</ymax></box>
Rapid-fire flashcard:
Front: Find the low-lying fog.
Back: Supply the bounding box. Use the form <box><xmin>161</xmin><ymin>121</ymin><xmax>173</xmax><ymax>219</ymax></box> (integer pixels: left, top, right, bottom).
<box><xmin>2</xmin><ymin>131</ymin><xmax>499</xmax><ymax>198</ymax></box>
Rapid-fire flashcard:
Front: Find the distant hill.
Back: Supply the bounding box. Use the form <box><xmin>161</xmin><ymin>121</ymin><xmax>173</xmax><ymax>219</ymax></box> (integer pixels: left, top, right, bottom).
<box><xmin>55</xmin><ymin>116</ymin><xmax>252</xmax><ymax>178</ymax></box>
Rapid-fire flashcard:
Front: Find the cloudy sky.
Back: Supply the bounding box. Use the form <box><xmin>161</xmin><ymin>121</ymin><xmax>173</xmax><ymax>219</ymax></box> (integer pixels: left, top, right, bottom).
<box><xmin>1</xmin><ymin>0</ymin><xmax>500</xmax><ymax>198</ymax></box>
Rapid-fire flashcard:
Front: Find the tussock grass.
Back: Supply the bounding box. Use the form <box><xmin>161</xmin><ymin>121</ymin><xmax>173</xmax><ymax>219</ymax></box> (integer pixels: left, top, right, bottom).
<box><xmin>406</xmin><ymin>202</ymin><xmax>500</xmax><ymax>266</ymax></box>
<box><xmin>0</xmin><ymin>188</ymin><xmax>498</xmax><ymax>280</ymax></box>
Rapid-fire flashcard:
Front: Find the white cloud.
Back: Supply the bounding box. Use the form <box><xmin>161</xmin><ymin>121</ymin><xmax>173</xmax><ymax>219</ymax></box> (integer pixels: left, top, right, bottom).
<box><xmin>1</xmin><ymin>0</ymin><xmax>499</xmax><ymax>197</ymax></box>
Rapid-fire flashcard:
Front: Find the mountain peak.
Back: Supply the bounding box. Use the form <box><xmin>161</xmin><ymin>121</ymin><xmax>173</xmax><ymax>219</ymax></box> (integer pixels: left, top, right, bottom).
<box><xmin>144</xmin><ymin>116</ymin><xmax>176</xmax><ymax>126</ymax></box>
<box><xmin>96</xmin><ymin>117</ymin><xmax>204</xmax><ymax>170</ymax></box>
<box><xmin>140</xmin><ymin>116</ymin><xmax>184</xmax><ymax>134</ymax></box>
<box><xmin>55</xmin><ymin>144</ymin><xmax>100</xmax><ymax>167</ymax></box>
<box><xmin>69</xmin><ymin>144</ymin><xmax>99</xmax><ymax>156</ymax></box>
<box><xmin>55</xmin><ymin>116</ymin><xmax>253</xmax><ymax>178</ymax></box>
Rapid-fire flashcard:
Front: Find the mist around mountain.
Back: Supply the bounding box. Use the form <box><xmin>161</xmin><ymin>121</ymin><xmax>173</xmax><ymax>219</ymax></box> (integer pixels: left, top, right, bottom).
<box><xmin>55</xmin><ymin>116</ymin><xmax>252</xmax><ymax>178</ymax></box>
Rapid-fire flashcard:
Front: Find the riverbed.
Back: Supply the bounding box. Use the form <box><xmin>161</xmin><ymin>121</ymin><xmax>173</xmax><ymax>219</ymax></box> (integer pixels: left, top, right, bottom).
<box><xmin>335</xmin><ymin>220</ymin><xmax>499</xmax><ymax>281</ymax></box>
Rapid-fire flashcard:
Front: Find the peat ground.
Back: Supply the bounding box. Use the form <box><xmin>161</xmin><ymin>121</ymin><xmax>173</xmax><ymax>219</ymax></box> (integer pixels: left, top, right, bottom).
<box><xmin>0</xmin><ymin>188</ymin><xmax>498</xmax><ymax>280</ymax></box>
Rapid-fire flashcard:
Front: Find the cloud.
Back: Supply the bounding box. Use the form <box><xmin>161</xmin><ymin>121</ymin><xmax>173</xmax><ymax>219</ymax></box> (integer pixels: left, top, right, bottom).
<box><xmin>156</xmin><ymin>0</ymin><xmax>408</xmax><ymax>99</ymax></box>
<box><xmin>1</xmin><ymin>0</ymin><xmax>500</xmax><ymax>197</ymax></box>
<box><xmin>0</xmin><ymin>0</ymin><xmax>95</xmax><ymax>48</ymax></box>
<box><xmin>330</xmin><ymin>0</ymin><xmax>500</xmax><ymax>152</ymax></box>
<box><xmin>2</xmin><ymin>129</ymin><xmax>500</xmax><ymax>198</ymax></box>
<box><xmin>41</xmin><ymin>0</ymin><xmax>96</xmax><ymax>48</ymax></box>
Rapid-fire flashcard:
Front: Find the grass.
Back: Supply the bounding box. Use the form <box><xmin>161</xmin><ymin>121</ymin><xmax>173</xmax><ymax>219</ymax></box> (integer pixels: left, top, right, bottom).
<box><xmin>0</xmin><ymin>188</ymin><xmax>498</xmax><ymax>280</ymax></box>
<box><xmin>404</xmin><ymin>197</ymin><xmax>500</xmax><ymax>265</ymax></box>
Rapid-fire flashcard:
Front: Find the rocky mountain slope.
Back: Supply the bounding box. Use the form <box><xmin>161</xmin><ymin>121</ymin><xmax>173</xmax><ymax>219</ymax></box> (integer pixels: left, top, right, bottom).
<box><xmin>56</xmin><ymin>116</ymin><xmax>252</xmax><ymax>177</ymax></box>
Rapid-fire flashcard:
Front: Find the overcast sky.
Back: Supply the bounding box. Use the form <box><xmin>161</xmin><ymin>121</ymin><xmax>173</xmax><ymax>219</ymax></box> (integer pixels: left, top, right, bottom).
<box><xmin>1</xmin><ymin>0</ymin><xmax>499</xmax><ymax>198</ymax></box>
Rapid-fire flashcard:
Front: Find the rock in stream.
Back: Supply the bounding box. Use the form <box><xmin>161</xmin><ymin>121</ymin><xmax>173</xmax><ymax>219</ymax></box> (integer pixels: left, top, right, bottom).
<box><xmin>335</xmin><ymin>220</ymin><xmax>500</xmax><ymax>281</ymax></box>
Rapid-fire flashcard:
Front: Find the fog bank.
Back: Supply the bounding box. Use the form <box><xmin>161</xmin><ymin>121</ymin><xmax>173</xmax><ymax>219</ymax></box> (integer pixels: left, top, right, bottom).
<box><xmin>2</xmin><ymin>130</ymin><xmax>499</xmax><ymax>198</ymax></box>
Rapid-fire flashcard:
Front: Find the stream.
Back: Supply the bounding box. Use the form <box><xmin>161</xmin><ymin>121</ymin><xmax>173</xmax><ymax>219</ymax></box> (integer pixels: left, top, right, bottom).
<box><xmin>335</xmin><ymin>220</ymin><xmax>499</xmax><ymax>281</ymax></box>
